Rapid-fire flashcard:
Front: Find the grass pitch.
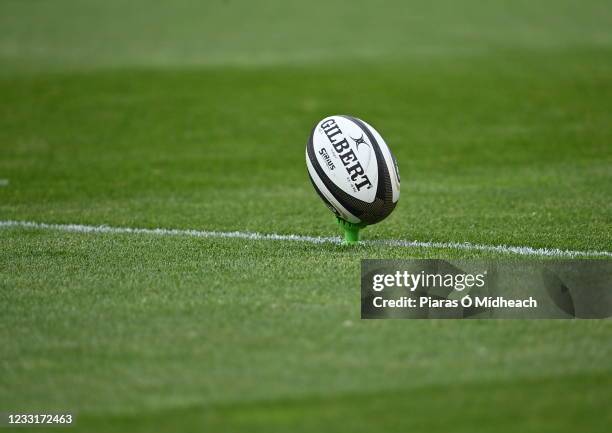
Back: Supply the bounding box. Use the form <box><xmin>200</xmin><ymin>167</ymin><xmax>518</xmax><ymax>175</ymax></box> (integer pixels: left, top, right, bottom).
<box><xmin>1</xmin><ymin>1</ymin><xmax>612</xmax><ymax>432</ymax></box>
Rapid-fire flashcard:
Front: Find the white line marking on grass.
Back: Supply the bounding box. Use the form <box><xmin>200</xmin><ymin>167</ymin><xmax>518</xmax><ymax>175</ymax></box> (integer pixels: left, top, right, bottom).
<box><xmin>0</xmin><ymin>220</ymin><xmax>611</xmax><ymax>258</ymax></box>
<box><xmin>0</xmin><ymin>179</ymin><xmax>9</xmax><ymax>186</ymax></box>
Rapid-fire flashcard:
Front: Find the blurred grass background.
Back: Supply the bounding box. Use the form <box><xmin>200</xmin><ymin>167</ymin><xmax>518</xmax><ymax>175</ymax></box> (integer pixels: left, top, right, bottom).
<box><xmin>1</xmin><ymin>0</ymin><xmax>612</xmax><ymax>72</ymax></box>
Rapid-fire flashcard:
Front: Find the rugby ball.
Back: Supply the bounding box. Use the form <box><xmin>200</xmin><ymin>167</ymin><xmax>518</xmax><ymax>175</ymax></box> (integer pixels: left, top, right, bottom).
<box><xmin>306</xmin><ymin>115</ymin><xmax>400</xmax><ymax>225</ymax></box>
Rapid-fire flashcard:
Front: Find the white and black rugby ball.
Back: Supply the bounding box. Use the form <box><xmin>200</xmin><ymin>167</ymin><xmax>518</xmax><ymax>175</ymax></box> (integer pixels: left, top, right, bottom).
<box><xmin>306</xmin><ymin>115</ymin><xmax>400</xmax><ymax>225</ymax></box>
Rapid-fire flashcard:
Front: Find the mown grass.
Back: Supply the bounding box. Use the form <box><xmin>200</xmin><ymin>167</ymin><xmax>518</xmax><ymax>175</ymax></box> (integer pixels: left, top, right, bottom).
<box><xmin>1</xmin><ymin>230</ymin><xmax>611</xmax><ymax>432</ymax></box>
<box><xmin>1</xmin><ymin>52</ymin><xmax>610</xmax><ymax>249</ymax></box>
